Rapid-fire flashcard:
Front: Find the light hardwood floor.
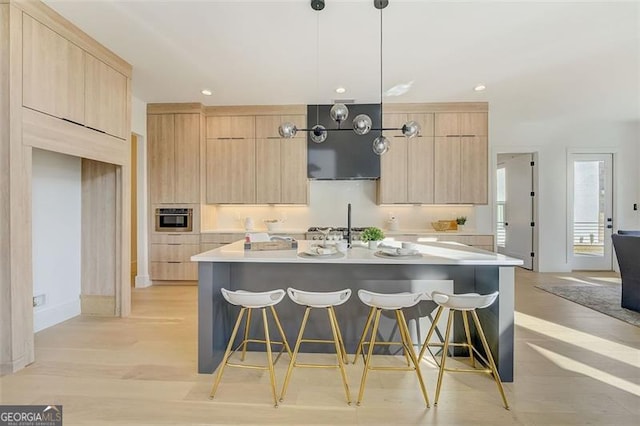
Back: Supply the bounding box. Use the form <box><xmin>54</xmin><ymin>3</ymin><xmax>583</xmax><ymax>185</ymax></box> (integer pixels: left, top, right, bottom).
<box><xmin>1</xmin><ymin>269</ymin><xmax>639</xmax><ymax>425</ymax></box>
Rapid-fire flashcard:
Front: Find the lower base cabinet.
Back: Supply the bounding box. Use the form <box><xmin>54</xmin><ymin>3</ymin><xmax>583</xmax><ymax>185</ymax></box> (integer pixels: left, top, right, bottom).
<box><xmin>150</xmin><ymin>234</ymin><xmax>200</xmax><ymax>281</ymax></box>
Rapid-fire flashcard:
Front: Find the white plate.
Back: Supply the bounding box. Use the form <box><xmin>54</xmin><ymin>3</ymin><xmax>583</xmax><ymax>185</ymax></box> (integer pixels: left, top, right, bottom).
<box><xmin>374</xmin><ymin>250</ymin><xmax>422</xmax><ymax>259</ymax></box>
<box><xmin>304</xmin><ymin>246</ymin><xmax>338</xmax><ymax>256</ymax></box>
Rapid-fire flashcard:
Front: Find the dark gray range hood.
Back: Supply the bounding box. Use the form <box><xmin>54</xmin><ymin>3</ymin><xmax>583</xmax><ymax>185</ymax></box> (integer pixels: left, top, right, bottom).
<box><xmin>306</xmin><ymin>104</ymin><xmax>381</xmax><ymax>180</ymax></box>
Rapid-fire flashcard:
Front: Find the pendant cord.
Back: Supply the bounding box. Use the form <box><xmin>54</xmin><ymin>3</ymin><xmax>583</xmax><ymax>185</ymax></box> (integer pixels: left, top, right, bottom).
<box><xmin>316</xmin><ymin>9</ymin><xmax>320</xmax><ymax>125</ymax></box>
<box><xmin>379</xmin><ymin>5</ymin><xmax>383</xmax><ymax>130</ymax></box>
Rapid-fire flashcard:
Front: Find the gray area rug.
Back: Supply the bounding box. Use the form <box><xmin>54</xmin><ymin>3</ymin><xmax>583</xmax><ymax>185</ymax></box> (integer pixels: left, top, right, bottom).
<box><xmin>535</xmin><ymin>284</ymin><xmax>640</xmax><ymax>327</ymax></box>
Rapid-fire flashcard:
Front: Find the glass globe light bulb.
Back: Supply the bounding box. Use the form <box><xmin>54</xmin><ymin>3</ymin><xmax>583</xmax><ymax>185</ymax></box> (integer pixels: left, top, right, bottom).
<box><xmin>372</xmin><ymin>135</ymin><xmax>390</xmax><ymax>155</ymax></box>
<box><xmin>402</xmin><ymin>121</ymin><xmax>421</xmax><ymax>138</ymax></box>
<box><xmin>330</xmin><ymin>103</ymin><xmax>349</xmax><ymax>124</ymax></box>
<box><xmin>352</xmin><ymin>114</ymin><xmax>372</xmax><ymax>135</ymax></box>
<box><xmin>310</xmin><ymin>124</ymin><xmax>327</xmax><ymax>143</ymax></box>
<box><xmin>278</xmin><ymin>122</ymin><xmax>297</xmax><ymax>138</ymax></box>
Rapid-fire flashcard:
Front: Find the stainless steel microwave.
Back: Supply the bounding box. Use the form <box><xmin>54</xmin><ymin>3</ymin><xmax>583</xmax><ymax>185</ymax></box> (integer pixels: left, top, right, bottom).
<box><xmin>155</xmin><ymin>208</ymin><xmax>193</xmax><ymax>232</ymax></box>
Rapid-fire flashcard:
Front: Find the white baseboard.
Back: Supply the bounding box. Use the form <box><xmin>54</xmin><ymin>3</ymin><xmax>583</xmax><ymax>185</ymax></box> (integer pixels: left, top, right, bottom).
<box><xmin>135</xmin><ymin>274</ymin><xmax>152</xmax><ymax>288</ymax></box>
<box><xmin>34</xmin><ymin>299</ymin><xmax>81</xmax><ymax>332</ymax></box>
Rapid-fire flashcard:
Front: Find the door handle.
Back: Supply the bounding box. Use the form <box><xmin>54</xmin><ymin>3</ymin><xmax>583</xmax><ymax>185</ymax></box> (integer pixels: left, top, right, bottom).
<box><xmin>504</xmin><ymin>222</ymin><xmax>509</xmax><ymax>226</ymax></box>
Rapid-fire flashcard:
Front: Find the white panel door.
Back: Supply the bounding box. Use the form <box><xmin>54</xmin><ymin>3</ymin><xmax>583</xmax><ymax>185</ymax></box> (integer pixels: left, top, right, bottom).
<box><xmin>498</xmin><ymin>154</ymin><xmax>533</xmax><ymax>269</ymax></box>
<box><xmin>569</xmin><ymin>154</ymin><xmax>613</xmax><ymax>270</ymax></box>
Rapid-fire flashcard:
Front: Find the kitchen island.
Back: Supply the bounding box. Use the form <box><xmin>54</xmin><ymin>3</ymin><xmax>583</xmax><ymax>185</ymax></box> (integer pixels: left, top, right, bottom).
<box><xmin>192</xmin><ymin>240</ymin><xmax>523</xmax><ymax>381</ymax></box>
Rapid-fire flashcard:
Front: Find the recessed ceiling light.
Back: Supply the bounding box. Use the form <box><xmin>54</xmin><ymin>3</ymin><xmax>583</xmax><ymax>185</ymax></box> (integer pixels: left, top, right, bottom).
<box><xmin>335</xmin><ymin>87</ymin><xmax>346</xmax><ymax>94</ymax></box>
<box><xmin>201</xmin><ymin>89</ymin><xmax>212</xmax><ymax>96</ymax></box>
<box><xmin>474</xmin><ymin>84</ymin><xmax>486</xmax><ymax>92</ymax></box>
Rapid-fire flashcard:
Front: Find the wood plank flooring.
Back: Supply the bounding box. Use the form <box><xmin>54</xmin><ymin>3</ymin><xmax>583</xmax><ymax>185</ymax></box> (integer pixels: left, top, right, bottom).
<box><xmin>1</xmin><ymin>269</ymin><xmax>639</xmax><ymax>425</ymax></box>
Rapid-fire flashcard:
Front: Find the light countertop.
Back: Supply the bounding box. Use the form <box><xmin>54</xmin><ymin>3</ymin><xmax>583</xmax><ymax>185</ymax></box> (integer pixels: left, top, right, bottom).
<box><xmin>191</xmin><ymin>240</ymin><xmax>522</xmax><ymax>266</ymax></box>
<box><xmin>199</xmin><ymin>228</ymin><xmax>491</xmax><ymax>236</ymax></box>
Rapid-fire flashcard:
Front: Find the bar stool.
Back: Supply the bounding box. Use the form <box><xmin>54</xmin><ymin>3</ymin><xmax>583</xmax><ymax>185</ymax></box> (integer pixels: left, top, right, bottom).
<box><xmin>279</xmin><ymin>288</ymin><xmax>352</xmax><ymax>404</ymax></box>
<box><xmin>418</xmin><ymin>291</ymin><xmax>509</xmax><ymax>409</ymax></box>
<box><xmin>209</xmin><ymin>288</ymin><xmax>292</xmax><ymax>407</ymax></box>
<box><xmin>354</xmin><ymin>290</ymin><xmax>430</xmax><ymax>407</ymax></box>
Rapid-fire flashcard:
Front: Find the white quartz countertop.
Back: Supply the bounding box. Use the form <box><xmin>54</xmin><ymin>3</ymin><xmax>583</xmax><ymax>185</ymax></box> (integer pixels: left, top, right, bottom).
<box><xmin>191</xmin><ymin>240</ymin><xmax>523</xmax><ymax>266</ymax></box>
<box><xmin>199</xmin><ymin>228</ymin><xmax>490</xmax><ymax>236</ymax></box>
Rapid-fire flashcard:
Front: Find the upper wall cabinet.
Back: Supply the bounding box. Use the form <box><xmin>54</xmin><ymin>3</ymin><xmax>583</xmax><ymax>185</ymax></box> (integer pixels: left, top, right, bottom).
<box><xmin>255</xmin><ymin>115</ymin><xmax>307</xmax><ymax>204</ymax></box>
<box><xmin>434</xmin><ymin>112</ymin><xmax>488</xmax><ymax>204</ymax></box>
<box><xmin>206</xmin><ymin>116</ymin><xmax>256</xmax><ymax>204</ymax></box>
<box><xmin>84</xmin><ymin>54</ymin><xmax>128</xmax><ymax>139</ymax></box>
<box><xmin>22</xmin><ymin>14</ymin><xmax>84</xmax><ymax>125</ymax></box>
<box><xmin>22</xmin><ymin>14</ymin><xmax>128</xmax><ymax>140</ymax></box>
<box><xmin>378</xmin><ymin>113</ymin><xmax>435</xmax><ymax>204</ymax></box>
<box><xmin>148</xmin><ymin>113</ymin><xmax>200</xmax><ymax>204</ymax></box>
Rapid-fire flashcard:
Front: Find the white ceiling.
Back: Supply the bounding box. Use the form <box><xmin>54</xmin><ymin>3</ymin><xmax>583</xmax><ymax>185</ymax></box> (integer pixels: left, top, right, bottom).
<box><xmin>43</xmin><ymin>0</ymin><xmax>639</xmax><ymax>121</ymax></box>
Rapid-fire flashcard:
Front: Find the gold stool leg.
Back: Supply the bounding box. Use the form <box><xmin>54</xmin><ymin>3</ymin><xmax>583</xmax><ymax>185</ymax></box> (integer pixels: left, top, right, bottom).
<box><xmin>261</xmin><ymin>308</ymin><xmax>279</xmax><ymax>407</ymax></box>
<box><xmin>331</xmin><ymin>306</ymin><xmax>349</xmax><ymax>365</ymax></box>
<box><xmin>357</xmin><ymin>308</ymin><xmax>382</xmax><ymax>405</ymax></box>
<box><xmin>471</xmin><ymin>310</ymin><xmax>510</xmax><ymax>410</ymax></box>
<box><xmin>353</xmin><ymin>307</ymin><xmax>375</xmax><ymax>364</ymax></box>
<box><xmin>279</xmin><ymin>307</ymin><xmax>311</xmax><ymax>402</ymax></box>
<box><xmin>434</xmin><ymin>309</ymin><xmax>454</xmax><ymax>405</ymax></box>
<box><xmin>418</xmin><ymin>306</ymin><xmax>445</xmax><ymax>361</ymax></box>
<box><xmin>461</xmin><ymin>310</ymin><xmax>475</xmax><ymax>368</ymax></box>
<box><xmin>328</xmin><ymin>307</ymin><xmax>352</xmax><ymax>404</ymax></box>
<box><xmin>397</xmin><ymin>310</ymin><xmax>430</xmax><ymax>407</ymax></box>
<box><xmin>270</xmin><ymin>305</ymin><xmax>293</xmax><ymax>358</ymax></box>
<box><xmin>241</xmin><ymin>308</ymin><xmax>252</xmax><ymax>361</ymax></box>
<box><xmin>210</xmin><ymin>307</ymin><xmax>246</xmax><ymax>399</ymax></box>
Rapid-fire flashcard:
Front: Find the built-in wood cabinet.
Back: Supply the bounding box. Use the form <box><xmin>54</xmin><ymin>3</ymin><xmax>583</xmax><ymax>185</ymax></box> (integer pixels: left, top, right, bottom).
<box><xmin>434</xmin><ymin>112</ymin><xmax>488</xmax><ymax>204</ymax></box>
<box><xmin>150</xmin><ymin>234</ymin><xmax>200</xmax><ymax>281</ymax></box>
<box><xmin>84</xmin><ymin>53</ymin><xmax>128</xmax><ymax>139</ymax></box>
<box><xmin>205</xmin><ymin>112</ymin><xmax>308</xmax><ymax>204</ymax></box>
<box><xmin>148</xmin><ymin>113</ymin><xmax>200</xmax><ymax>204</ymax></box>
<box><xmin>22</xmin><ymin>13</ymin><xmax>128</xmax><ymax>140</ymax></box>
<box><xmin>255</xmin><ymin>115</ymin><xmax>308</xmax><ymax>204</ymax></box>
<box><xmin>378</xmin><ymin>113</ymin><xmax>435</xmax><ymax>204</ymax></box>
<box><xmin>206</xmin><ymin>115</ymin><xmax>256</xmax><ymax>203</ymax></box>
<box><xmin>22</xmin><ymin>13</ymin><xmax>84</xmax><ymax>125</ymax></box>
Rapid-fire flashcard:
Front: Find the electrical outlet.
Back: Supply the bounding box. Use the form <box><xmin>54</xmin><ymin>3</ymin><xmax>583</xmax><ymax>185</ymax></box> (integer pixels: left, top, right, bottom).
<box><xmin>33</xmin><ymin>294</ymin><xmax>46</xmax><ymax>307</ymax></box>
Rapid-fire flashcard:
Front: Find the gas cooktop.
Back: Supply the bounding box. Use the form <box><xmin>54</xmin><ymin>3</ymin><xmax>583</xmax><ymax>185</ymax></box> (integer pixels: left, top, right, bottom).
<box><xmin>305</xmin><ymin>227</ymin><xmax>368</xmax><ymax>241</ymax></box>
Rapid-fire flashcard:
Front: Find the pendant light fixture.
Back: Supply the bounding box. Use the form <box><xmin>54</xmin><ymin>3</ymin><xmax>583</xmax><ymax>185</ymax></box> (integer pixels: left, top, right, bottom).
<box><xmin>278</xmin><ymin>0</ymin><xmax>421</xmax><ymax>155</ymax></box>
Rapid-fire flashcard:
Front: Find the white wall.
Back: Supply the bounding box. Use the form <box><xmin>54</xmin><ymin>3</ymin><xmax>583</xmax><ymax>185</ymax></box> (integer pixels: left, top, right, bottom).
<box><xmin>491</xmin><ymin>114</ymin><xmax>639</xmax><ymax>272</ymax></box>
<box><xmin>32</xmin><ymin>149</ymin><xmax>81</xmax><ymax>331</ymax></box>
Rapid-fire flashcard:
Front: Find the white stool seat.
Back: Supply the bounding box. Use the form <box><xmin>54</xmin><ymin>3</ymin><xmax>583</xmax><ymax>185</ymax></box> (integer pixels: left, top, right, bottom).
<box><xmin>287</xmin><ymin>288</ymin><xmax>351</xmax><ymax>307</ymax></box>
<box><xmin>430</xmin><ymin>291</ymin><xmax>499</xmax><ymax>311</ymax></box>
<box><xmin>357</xmin><ymin>289</ymin><xmax>423</xmax><ymax>310</ymax></box>
<box><xmin>221</xmin><ymin>288</ymin><xmax>286</xmax><ymax>308</ymax></box>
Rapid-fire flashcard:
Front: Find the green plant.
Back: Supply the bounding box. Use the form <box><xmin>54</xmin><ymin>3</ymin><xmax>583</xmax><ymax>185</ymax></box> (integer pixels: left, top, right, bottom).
<box><xmin>456</xmin><ymin>216</ymin><xmax>467</xmax><ymax>225</ymax></box>
<box><xmin>361</xmin><ymin>227</ymin><xmax>385</xmax><ymax>242</ymax></box>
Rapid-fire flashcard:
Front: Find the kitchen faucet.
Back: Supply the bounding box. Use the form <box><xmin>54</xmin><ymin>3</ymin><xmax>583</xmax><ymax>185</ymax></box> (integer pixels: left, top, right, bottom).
<box><xmin>347</xmin><ymin>203</ymin><xmax>352</xmax><ymax>248</ymax></box>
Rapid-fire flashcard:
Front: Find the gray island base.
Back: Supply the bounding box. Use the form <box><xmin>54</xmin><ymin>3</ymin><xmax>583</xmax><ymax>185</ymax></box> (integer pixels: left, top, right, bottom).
<box><xmin>192</xmin><ymin>241</ymin><xmax>522</xmax><ymax>382</ymax></box>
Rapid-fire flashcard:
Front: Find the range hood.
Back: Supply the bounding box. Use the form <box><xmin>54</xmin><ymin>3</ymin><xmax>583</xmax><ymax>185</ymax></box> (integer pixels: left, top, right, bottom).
<box><xmin>306</xmin><ymin>104</ymin><xmax>381</xmax><ymax>180</ymax></box>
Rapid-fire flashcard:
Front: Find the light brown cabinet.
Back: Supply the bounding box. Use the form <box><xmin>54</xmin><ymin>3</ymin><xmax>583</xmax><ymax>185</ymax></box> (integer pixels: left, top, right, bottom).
<box><xmin>150</xmin><ymin>234</ymin><xmax>200</xmax><ymax>281</ymax></box>
<box><xmin>378</xmin><ymin>113</ymin><xmax>435</xmax><ymax>204</ymax></box>
<box><xmin>22</xmin><ymin>13</ymin><xmax>128</xmax><ymax>140</ymax></box>
<box><xmin>206</xmin><ymin>116</ymin><xmax>256</xmax><ymax>204</ymax></box>
<box><xmin>255</xmin><ymin>115</ymin><xmax>308</xmax><ymax>204</ymax></box>
<box><xmin>84</xmin><ymin>53</ymin><xmax>128</xmax><ymax>139</ymax></box>
<box><xmin>434</xmin><ymin>112</ymin><xmax>488</xmax><ymax>204</ymax></box>
<box><xmin>22</xmin><ymin>13</ymin><xmax>84</xmax><ymax>125</ymax></box>
<box><xmin>148</xmin><ymin>113</ymin><xmax>200</xmax><ymax>204</ymax></box>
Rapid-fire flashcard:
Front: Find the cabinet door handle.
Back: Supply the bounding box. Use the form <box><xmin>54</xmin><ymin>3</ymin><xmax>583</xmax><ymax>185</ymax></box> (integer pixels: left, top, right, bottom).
<box><xmin>62</xmin><ymin>118</ymin><xmax>84</xmax><ymax>127</ymax></box>
<box><xmin>167</xmin><ymin>261</ymin><xmax>181</xmax><ymax>264</ymax></box>
<box><xmin>266</xmin><ymin>136</ymin><xmax>280</xmax><ymax>139</ymax></box>
<box><xmin>446</xmin><ymin>135</ymin><xmax>460</xmax><ymax>137</ymax></box>
<box><xmin>167</xmin><ymin>243</ymin><xmax>181</xmax><ymax>246</ymax></box>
